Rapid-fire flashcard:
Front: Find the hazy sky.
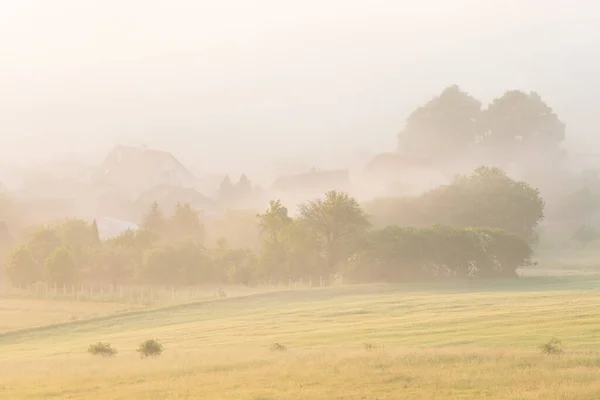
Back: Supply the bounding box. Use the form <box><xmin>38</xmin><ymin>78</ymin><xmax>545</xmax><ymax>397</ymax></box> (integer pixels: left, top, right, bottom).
<box><xmin>1</xmin><ymin>0</ymin><xmax>599</xmax><ymax>176</ymax></box>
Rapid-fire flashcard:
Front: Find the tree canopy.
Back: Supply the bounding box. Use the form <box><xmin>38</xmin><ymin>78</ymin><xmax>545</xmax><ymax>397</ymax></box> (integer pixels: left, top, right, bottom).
<box><xmin>397</xmin><ymin>86</ymin><xmax>566</xmax><ymax>171</ymax></box>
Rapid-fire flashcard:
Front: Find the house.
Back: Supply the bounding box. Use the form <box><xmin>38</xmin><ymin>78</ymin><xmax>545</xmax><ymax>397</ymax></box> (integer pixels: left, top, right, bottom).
<box><xmin>361</xmin><ymin>153</ymin><xmax>448</xmax><ymax>197</ymax></box>
<box><xmin>270</xmin><ymin>168</ymin><xmax>351</xmax><ymax>206</ymax></box>
<box><xmin>91</xmin><ymin>144</ymin><xmax>198</xmax><ymax>199</ymax></box>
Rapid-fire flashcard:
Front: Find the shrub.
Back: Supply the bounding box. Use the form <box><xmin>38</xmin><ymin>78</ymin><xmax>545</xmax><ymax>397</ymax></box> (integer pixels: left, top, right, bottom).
<box><xmin>137</xmin><ymin>339</ymin><xmax>164</xmax><ymax>358</ymax></box>
<box><xmin>88</xmin><ymin>342</ymin><xmax>117</xmax><ymax>357</ymax></box>
<box><xmin>269</xmin><ymin>342</ymin><xmax>287</xmax><ymax>352</ymax></box>
<box><xmin>540</xmin><ymin>338</ymin><xmax>564</xmax><ymax>355</ymax></box>
<box><xmin>363</xmin><ymin>342</ymin><xmax>375</xmax><ymax>351</ymax></box>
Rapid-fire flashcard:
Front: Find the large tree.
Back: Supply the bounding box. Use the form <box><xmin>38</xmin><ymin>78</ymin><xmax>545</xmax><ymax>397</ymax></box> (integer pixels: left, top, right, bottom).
<box><xmin>5</xmin><ymin>245</ymin><xmax>40</xmax><ymax>286</ymax></box>
<box><xmin>44</xmin><ymin>246</ymin><xmax>78</xmax><ymax>285</ymax></box>
<box><xmin>479</xmin><ymin>90</ymin><xmax>566</xmax><ymax>166</ymax></box>
<box><xmin>364</xmin><ymin>166</ymin><xmax>545</xmax><ymax>243</ymax></box>
<box><xmin>398</xmin><ymin>85</ymin><xmax>482</xmax><ymax>162</ymax></box>
<box><xmin>298</xmin><ymin>191</ymin><xmax>370</xmax><ymax>276</ymax></box>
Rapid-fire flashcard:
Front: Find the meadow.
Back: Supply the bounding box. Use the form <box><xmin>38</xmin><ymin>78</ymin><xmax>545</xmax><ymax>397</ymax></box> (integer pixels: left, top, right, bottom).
<box><xmin>1</xmin><ymin>275</ymin><xmax>600</xmax><ymax>399</ymax></box>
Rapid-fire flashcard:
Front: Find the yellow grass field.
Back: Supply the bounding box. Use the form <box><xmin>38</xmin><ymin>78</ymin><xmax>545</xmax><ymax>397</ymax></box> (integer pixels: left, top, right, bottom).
<box><xmin>1</xmin><ymin>277</ymin><xmax>600</xmax><ymax>399</ymax></box>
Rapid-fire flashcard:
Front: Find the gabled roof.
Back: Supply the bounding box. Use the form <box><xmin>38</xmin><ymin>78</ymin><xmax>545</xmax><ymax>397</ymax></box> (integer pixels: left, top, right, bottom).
<box><xmin>271</xmin><ymin>168</ymin><xmax>350</xmax><ymax>193</ymax></box>
<box><xmin>92</xmin><ymin>144</ymin><xmax>197</xmax><ymax>193</ymax></box>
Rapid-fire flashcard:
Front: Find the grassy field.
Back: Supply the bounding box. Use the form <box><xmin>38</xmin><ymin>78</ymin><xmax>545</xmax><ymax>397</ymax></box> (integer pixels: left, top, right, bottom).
<box><xmin>1</xmin><ymin>276</ymin><xmax>600</xmax><ymax>399</ymax></box>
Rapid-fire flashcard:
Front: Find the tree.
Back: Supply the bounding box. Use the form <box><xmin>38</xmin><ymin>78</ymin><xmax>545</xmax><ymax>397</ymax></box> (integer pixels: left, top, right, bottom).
<box><xmin>91</xmin><ymin>219</ymin><xmax>100</xmax><ymax>243</ymax></box>
<box><xmin>168</xmin><ymin>203</ymin><xmax>204</xmax><ymax>244</ymax></box>
<box><xmin>44</xmin><ymin>245</ymin><xmax>78</xmax><ymax>285</ymax></box>
<box><xmin>90</xmin><ymin>243</ymin><xmax>137</xmax><ymax>286</ymax></box>
<box><xmin>298</xmin><ymin>191</ymin><xmax>370</xmax><ymax>276</ymax></box>
<box><xmin>140</xmin><ymin>202</ymin><xmax>166</xmax><ymax>234</ymax></box>
<box><xmin>57</xmin><ymin>218</ymin><xmax>101</xmax><ymax>266</ymax></box>
<box><xmin>258</xmin><ymin>200</ymin><xmax>292</xmax><ymax>244</ymax></box>
<box><xmin>433</xmin><ymin>166</ymin><xmax>545</xmax><ymax>242</ymax></box>
<box><xmin>256</xmin><ymin>200</ymin><xmax>294</xmax><ymax>279</ymax></box>
<box><xmin>217</xmin><ymin>175</ymin><xmax>235</xmax><ymax>207</ymax></box>
<box><xmin>5</xmin><ymin>245</ymin><xmax>40</xmax><ymax>285</ymax></box>
<box><xmin>349</xmin><ymin>225</ymin><xmax>532</xmax><ymax>282</ymax></box>
<box><xmin>479</xmin><ymin>90</ymin><xmax>565</xmax><ymax>166</ymax></box>
<box><xmin>364</xmin><ymin>166</ymin><xmax>545</xmax><ymax>243</ymax></box>
<box><xmin>26</xmin><ymin>226</ymin><xmax>63</xmax><ymax>265</ymax></box>
<box><xmin>398</xmin><ymin>85</ymin><xmax>482</xmax><ymax>162</ymax></box>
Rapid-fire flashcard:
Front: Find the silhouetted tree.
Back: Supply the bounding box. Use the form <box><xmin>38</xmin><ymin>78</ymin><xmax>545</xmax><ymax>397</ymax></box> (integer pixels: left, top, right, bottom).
<box><xmin>44</xmin><ymin>246</ymin><xmax>78</xmax><ymax>285</ymax></box>
<box><xmin>398</xmin><ymin>85</ymin><xmax>481</xmax><ymax>162</ymax></box>
<box><xmin>298</xmin><ymin>191</ymin><xmax>370</xmax><ymax>276</ymax></box>
<box><xmin>140</xmin><ymin>201</ymin><xmax>166</xmax><ymax>234</ymax></box>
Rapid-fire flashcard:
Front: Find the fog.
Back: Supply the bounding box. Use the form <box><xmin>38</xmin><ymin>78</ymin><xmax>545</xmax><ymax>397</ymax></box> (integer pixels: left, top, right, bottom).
<box><xmin>1</xmin><ymin>0</ymin><xmax>599</xmax><ymax>179</ymax></box>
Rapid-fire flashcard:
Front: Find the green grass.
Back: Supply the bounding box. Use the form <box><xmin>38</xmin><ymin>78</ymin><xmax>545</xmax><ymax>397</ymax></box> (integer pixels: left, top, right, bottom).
<box><xmin>1</xmin><ymin>276</ymin><xmax>600</xmax><ymax>399</ymax></box>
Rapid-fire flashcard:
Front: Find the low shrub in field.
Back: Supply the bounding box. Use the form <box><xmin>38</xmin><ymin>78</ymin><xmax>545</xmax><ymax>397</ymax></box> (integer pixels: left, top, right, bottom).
<box><xmin>540</xmin><ymin>338</ymin><xmax>564</xmax><ymax>355</ymax></box>
<box><xmin>137</xmin><ymin>339</ymin><xmax>164</xmax><ymax>358</ymax></box>
<box><xmin>363</xmin><ymin>342</ymin><xmax>376</xmax><ymax>351</ymax></box>
<box><xmin>269</xmin><ymin>342</ymin><xmax>287</xmax><ymax>352</ymax></box>
<box><xmin>88</xmin><ymin>342</ymin><xmax>117</xmax><ymax>357</ymax></box>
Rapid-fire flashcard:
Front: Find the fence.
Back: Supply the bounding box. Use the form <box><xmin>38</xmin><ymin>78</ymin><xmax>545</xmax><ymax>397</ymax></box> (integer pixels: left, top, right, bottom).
<box><xmin>0</xmin><ymin>277</ymin><xmax>337</xmax><ymax>304</ymax></box>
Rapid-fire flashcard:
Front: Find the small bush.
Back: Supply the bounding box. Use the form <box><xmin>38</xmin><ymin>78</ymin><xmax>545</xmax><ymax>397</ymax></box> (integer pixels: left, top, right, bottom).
<box><xmin>363</xmin><ymin>342</ymin><xmax>376</xmax><ymax>351</ymax></box>
<box><xmin>137</xmin><ymin>339</ymin><xmax>164</xmax><ymax>358</ymax></box>
<box><xmin>540</xmin><ymin>338</ymin><xmax>564</xmax><ymax>355</ymax></box>
<box><xmin>216</xmin><ymin>287</ymin><xmax>227</xmax><ymax>298</ymax></box>
<box><xmin>269</xmin><ymin>342</ymin><xmax>287</xmax><ymax>352</ymax></box>
<box><xmin>88</xmin><ymin>342</ymin><xmax>117</xmax><ymax>357</ymax></box>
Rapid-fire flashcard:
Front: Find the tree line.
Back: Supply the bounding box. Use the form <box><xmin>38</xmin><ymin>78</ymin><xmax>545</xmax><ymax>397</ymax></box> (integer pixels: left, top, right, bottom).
<box><xmin>4</xmin><ymin>166</ymin><xmax>543</xmax><ymax>287</ymax></box>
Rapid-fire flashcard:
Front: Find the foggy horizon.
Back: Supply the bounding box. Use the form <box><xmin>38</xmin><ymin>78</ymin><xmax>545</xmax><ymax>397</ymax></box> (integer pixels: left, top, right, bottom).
<box><xmin>2</xmin><ymin>0</ymin><xmax>600</xmax><ymax>176</ymax></box>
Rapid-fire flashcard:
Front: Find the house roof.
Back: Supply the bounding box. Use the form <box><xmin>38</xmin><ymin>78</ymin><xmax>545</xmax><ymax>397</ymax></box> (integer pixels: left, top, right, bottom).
<box><xmin>271</xmin><ymin>168</ymin><xmax>350</xmax><ymax>193</ymax></box>
<box><xmin>92</xmin><ymin>144</ymin><xmax>197</xmax><ymax>193</ymax></box>
<box><xmin>365</xmin><ymin>153</ymin><xmax>439</xmax><ymax>172</ymax></box>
